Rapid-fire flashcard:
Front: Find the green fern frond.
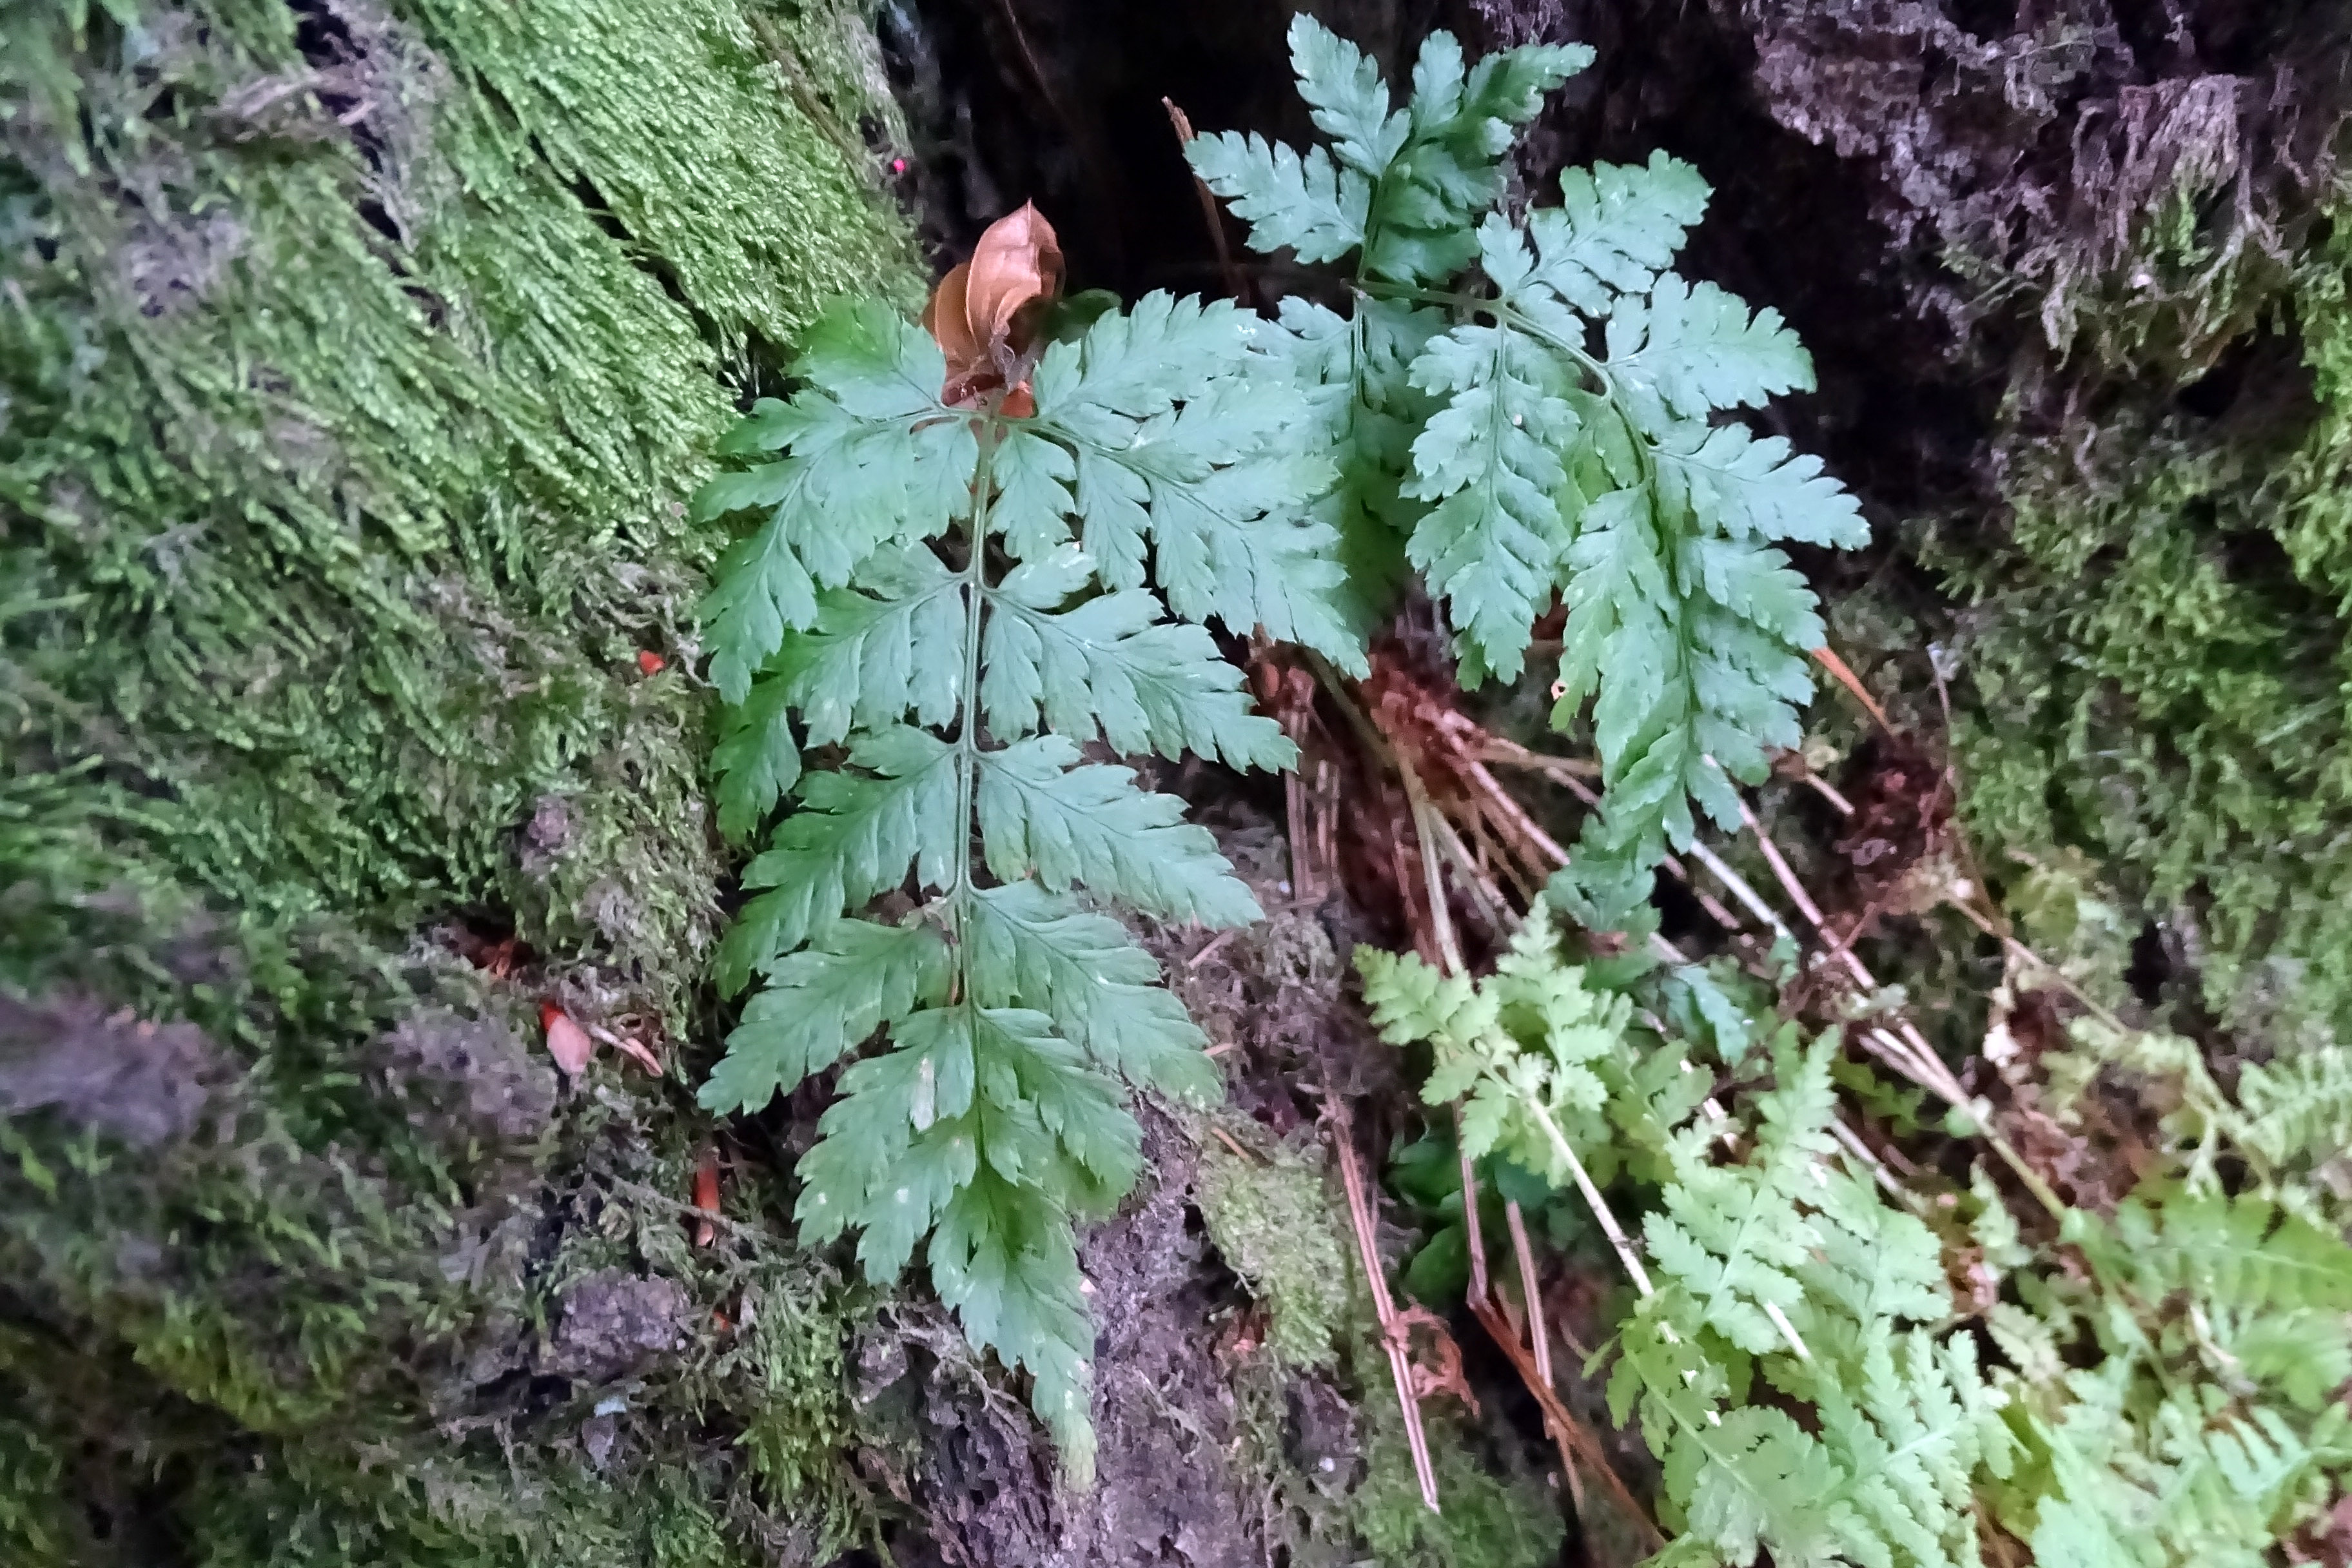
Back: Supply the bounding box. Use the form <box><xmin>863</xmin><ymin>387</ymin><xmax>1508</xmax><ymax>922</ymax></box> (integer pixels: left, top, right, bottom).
<box><xmin>2073</xmin><ymin>1188</ymin><xmax>2352</xmax><ymax>1315</ymax></box>
<box><xmin>2237</xmin><ymin>1046</ymin><xmax>2352</xmax><ymax>1168</ymax></box>
<box><xmin>694</xmin><ymin>288</ymin><xmax>1357</xmax><ymax>1475</ymax></box>
<box><xmin>1190</xmin><ymin>21</ymin><xmax>1867</xmax><ymax>925</ymax></box>
<box><xmin>1357</xmin><ymin>903</ymin><xmax>1631</xmax><ymax>1185</ymax></box>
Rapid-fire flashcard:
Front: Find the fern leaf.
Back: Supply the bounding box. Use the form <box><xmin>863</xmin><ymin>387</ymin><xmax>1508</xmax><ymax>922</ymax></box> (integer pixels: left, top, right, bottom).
<box><xmin>1645</xmin><ymin>1033</ymin><xmax>1839</xmax><ymax>1354</ymax></box>
<box><xmin>981</xmin><ymin>549</ymin><xmax>1296</xmax><ymax>770</ymax></box>
<box><xmin>1279</xmin><ymin>295</ymin><xmax>1442</xmax><ymax>634</ymax></box>
<box><xmin>2236</xmin><ymin>1047</ymin><xmax>2352</xmax><ymax>1168</ymax></box>
<box><xmin>1402</xmin><ymin>319</ymin><xmax>1579</xmax><ymax>679</ymax></box>
<box><xmin>699</xmin><ymin>918</ymin><xmax>952</xmax><ymax>1113</ymax></box>
<box><xmin>990</xmin><ymin>428</ymin><xmax>1079</xmax><ymax>560</ymax></box>
<box><xmin>1514</xmin><ymin>152</ymin><xmax>1711</xmax><ymax>314</ymax></box>
<box><xmin>712</xmin><ymin>675</ymin><xmax>801</xmax><ymax>841</ymax></box>
<box><xmin>1654</xmin><ymin>421</ymin><xmax>1869</xmax><ymax>548</ymax></box>
<box><xmin>698</xmin><ymin>275</ymin><xmax>1351</xmax><ymax>1478</ymax></box>
<box><xmin>1032</xmin><ymin>289</ymin><xmax>1262</xmax><ymax>424</ymax></box>
<box><xmin>698</xmin><ymin>490</ymin><xmax>825</xmax><ymax>705</ymax></box>
<box><xmin>715</xmin><ymin>727</ymin><xmax>961</xmax><ymax>994</ymax></box>
<box><xmin>1366</xmin><ymin>32</ymin><xmax>1592</xmax><ymax>282</ymax></box>
<box><xmin>1358</xmin><ymin>944</ymin><xmax>1493</xmax><ymax>1054</ymax></box>
<box><xmin>931</xmin><ymin>1164</ymin><xmax>1100</xmax><ymax>1474</ymax></box>
<box><xmin>694</xmin><ymin>302</ymin><xmax>979</xmax><ymax>701</ymax></box>
<box><xmin>975</xmin><ymin>738</ymin><xmax>1263</xmax><ymax>927</ymax></box>
<box><xmin>1604</xmin><ymin>275</ymin><xmax>1816</xmax><ymax>433</ymax></box>
<box><xmin>1037</xmin><ymin>304</ymin><xmax>1363</xmax><ymax>671</ymax></box>
<box><xmin>1287</xmin><ymin>14</ymin><xmax>1407</xmax><ymax>176</ymax></box>
<box><xmin>769</xmin><ymin>545</ymin><xmax>967</xmax><ymax>747</ymax></box>
<box><xmin>1799</xmin><ymin>1329</ymin><xmax>2015</xmax><ymax>1568</ymax></box>
<box><xmin>2084</xmin><ymin>1189</ymin><xmax>2352</xmax><ymax>1314</ymax></box>
<box><xmin>966</xmin><ymin>881</ymin><xmax>1222</xmax><ymax>1104</ymax></box>
<box><xmin>1183</xmin><ymin>132</ymin><xmax>1367</xmax><ymax>265</ymax></box>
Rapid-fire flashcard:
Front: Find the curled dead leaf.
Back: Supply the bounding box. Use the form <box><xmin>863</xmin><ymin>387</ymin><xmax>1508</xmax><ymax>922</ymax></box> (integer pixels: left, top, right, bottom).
<box><xmin>540</xmin><ymin>1002</ymin><xmax>594</xmax><ymax>1077</ymax></box>
<box><xmin>923</xmin><ymin>202</ymin><xmax>1063</xmax><ymax>411</ymax></box>
<box><xmin>611</xmin><ymin>1034</ymin><xmax>664</xmax><ymax>1075</ymax></box>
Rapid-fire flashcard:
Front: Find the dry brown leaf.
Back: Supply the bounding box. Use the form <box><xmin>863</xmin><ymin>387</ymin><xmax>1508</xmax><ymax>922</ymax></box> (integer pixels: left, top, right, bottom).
<box><xmin>610</xmin><ymin>1034</ymin><xmax>663</xmax><ymax>1075</ymax></box>
<box><xmin>923</xmin><ymin>202</ymin><xmax>1063</xmax><ymax>412</ymax></box>
<box><xmin>540</xmin><ymin>1002</ymin><xmax>594</xmax><ymax>1077</ymax></box>
<box><xmin>691</xmin><ymin>1150</ymin><xmax>721</xmax><ymax>1248</ymax></box>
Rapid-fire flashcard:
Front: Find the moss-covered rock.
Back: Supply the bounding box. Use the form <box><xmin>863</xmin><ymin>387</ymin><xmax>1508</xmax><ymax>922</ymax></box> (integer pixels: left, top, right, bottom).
<box><xmin>1</xmin><ymin>0</ymin><xmax>916</xmax><ymax>1560</ymax></box>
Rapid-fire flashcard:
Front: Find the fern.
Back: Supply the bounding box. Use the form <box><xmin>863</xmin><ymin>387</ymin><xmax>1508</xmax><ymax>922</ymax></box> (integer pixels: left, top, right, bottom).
<box><xmin>694</xmin><ymin>282</ymin><xmax>1361</xmax><ymax>1475</ymax></box>
<box><xmin>1362</xmin><ymin>908</ymin><xmax>2005</xmax><ymax>1567</ymax></box>
<box><xmin>2235</xmin><ymin>1046</ymin><xmax>2352</xmax><ymax>1169</ymax></box>
<box><xmin>1357</xmin><ymin>901</ymin><xmax>1630</xmax><ymax>1182</ymax></box>
<box><xmin>1193</xmin><ymin>17</ymin><xmax>1868</xmax><ymax>923</ymax></box>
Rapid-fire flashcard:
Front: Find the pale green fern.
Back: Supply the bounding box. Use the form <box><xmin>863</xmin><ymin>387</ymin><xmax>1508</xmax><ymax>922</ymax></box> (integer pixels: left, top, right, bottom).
<box><xmin>1193</xmin><ymin>19</ymin><xmax>1868</xmax><ymax>923</ymax></box>
<box><xmin>1360</xmin><ymin>911</ymin><xmax>2006</xmax><ymax>1568</ymax></box>
<box><xmin>693</xmin><ymin>293</ymin><xmax>1361</xmax><ymax>1475</ymax></box>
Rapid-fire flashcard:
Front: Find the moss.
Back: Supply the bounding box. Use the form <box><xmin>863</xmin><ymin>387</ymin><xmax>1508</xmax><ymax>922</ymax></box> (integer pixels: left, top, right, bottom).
<box><xmin>1191</xmin><ymin>1112</ymin><xmax>1355</xmax><ymax>1368</ymax></box>
<box><xmin>3</xmin><ymin>0</ymin><xmax>914</xmax><ymax>1018</ymax></box>
<box><xmin>1914</xmin><ymin>195</ymin><xmax>2352</xmax><ymax>1043</ymax></box>
<box><xmin>1</xmin><ymin>0</ymin><xmax>916</xmax><ymax>1561</ymax></box>
<box><xmin>1351</xmin><ymin>1410</ymin><xmax>1565</xmax><ymax>1568</ymax></box>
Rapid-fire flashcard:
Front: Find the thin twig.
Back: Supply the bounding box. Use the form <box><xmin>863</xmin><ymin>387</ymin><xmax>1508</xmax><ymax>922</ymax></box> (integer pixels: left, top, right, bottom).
<box><xmin>1187</xmin><ymin>929</ymin><xmax>1239</xmax><ymax>970</ymax></box>
<box><xmin>1465</xmin><ymin>1291</ymin><xmax>1669</xmax><ymax>1553</ymax></box>
<box><xmin>1533</xmin><ymin>1109</ymin><xmax>1656</xmax><ymax>1298</ymax></box>
<box><xmin>1162</xmin><ymin>98</ymin><xmax>1251</xmax><ymax>306</ymax></box>
<box><xmin>1732</xmin><ymin>792</ymin><xmax>1832</xmax><ymax>934</ymax></box>
<box><xmin>1455</xmin><ymin>1110</ymin><xmax>1493</xmax><ymax>1308</ymax></box>
<box><xmin>1718</xmin><ymin>772</ymin><xmax>2073</xmax><ymax>1222</ymax></box>
<box><xmin>1424</xmin><ymin>806</ymin><xmax>1516</xmax><ymax>937</ymax></box>
<box><xmin>1830</xmin><ymin>1117</ymin><xmax>1932</xmax><ymax>1215</ymax></box>
<box><xmin>1504</xmin><ymin>1200</ymin><xmax>1554</xmax><ymax>1392</ymax></box>
<box><xmin>1329</xmin><ymin>1101</ymin><xmax>1440</xmax><ymax>1511</ymax></box>
<box><xmin>1804</xmin><ymin>772</ymin><xmax>1858</xmax><ymax>817</ymax></box>
<box><xmin>1811</xmin><ymin>643</ymin><xmax>1891</xmax><ymax>732</ymax></box>
<box><xmin>1462</xmin><ymin>758</ymin><xmax>1571</xmax><ymax>870</ymax></box>
<box><xmin>1683</xmin><ymin>838</ymin><xmax>1796</xmax><ymax>945</ymax></box>
<box><xmin>1478</xmin><ymin>734</ymin><xmax>1601</xmax><ymax>779</ymax></box>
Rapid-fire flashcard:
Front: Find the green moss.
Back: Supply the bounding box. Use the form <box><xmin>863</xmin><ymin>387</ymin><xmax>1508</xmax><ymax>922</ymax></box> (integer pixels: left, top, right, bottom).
<box><xmin>1191</xmin><ymin>1112</ymin><xmax>1354</xmax><ymax>1368</ymax></box>
<box><xmin>1919</xmin><ymin>199</ymin><xmax>2352</xmax><ymax>1041</ymax></box>
<box><xmin>3</xmin><ymin>0</ymin><xmax>914</xmax><ymax>1015</ymax></box>
<box><xmin>1</xmin><ymin>0</ymin><xmax>916</xmax><ymax>1561</ymax></box>
<box><xmin>1352</xmin><ymin>1411</ymin><xmax>1565</xmax><ymax>1568</ymax></box>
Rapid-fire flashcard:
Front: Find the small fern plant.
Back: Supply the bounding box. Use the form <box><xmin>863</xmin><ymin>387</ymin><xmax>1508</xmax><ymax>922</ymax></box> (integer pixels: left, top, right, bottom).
<box><xmin>691</xmin><ymin>207</ymin><xmax>1364</xmax><ymax>1476</ymax></box>
<box><xmin>1361</xmin><ymin>909</ymin><xmax>2014</xmax><ymax>1568</ymax></box>
<box><xmin>1191</xmin><ymin>19</ymin><xmax>1869</xmax><ymax>924</ymax></box>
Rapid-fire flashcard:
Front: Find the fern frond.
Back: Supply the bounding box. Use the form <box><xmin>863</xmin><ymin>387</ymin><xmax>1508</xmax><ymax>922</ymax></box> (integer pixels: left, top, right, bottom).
<box><xmin>1514</xmin><ymin>152</ymin><xmax>1710</xmax><ymax>315</ymax></box>
<box><xmin>1191</xmin><ymin>24</ymin><xmax>1867</xmax><ymax>916</ymax></box>
<box><xmin>1183</xmin><ymin>131</ymin><xmax>1367</xmax><ymax>266</ymax></box>
<box><xmin>693</xmin><ymin>302</ymin><xmax>979</xmax><ymax>701</ymax></box>
<box><xmin>1643</xmin><ymin>1032</ymin><xmax>1839</xmax><ymax>1355</ymax></box>
<box><xmin>1401</xmin><ymin>315</ymin><xmax>1579</xmax><ymax>680</ymax></box>
<box><xmin>1288</xmin><ymin>14</ymin><xmax>1407</xmax><ymax>177</ymax></box>
<box><xmin>1034</xmin><ymin>295</ymin><xmax>1364</xmax><ymax>672</ymax></box>
<box><xmin>2236</xmin><ymin>1046</ymin><xmax>2352</xmax><ymax>1168</ymax></box>
<box><xmin>2072</xmin><ymin>1188</ymin><xmax>2352</xmax><ymax>1315</ymax></box>
<box><xmin>974</xmin><ymin>738</ymin><xmax>1264</xmax><ymax>926</ymax></box>
<box><xmin>1357</xmin><ymin>904</ymin><xmax>1630</xmax><ymax>1184</ymax></box>
<box><xmin>697</xmin><ymin>283</ymin><xmax>1357</xmax><ymax>1475</ymax></box>
<box><xmin>2018</xmin><ymin>1380</ymin><xmax>2352</xmax><ymax>1568</ymax></box>
<box><xmin>1366</xmin><ymin>30</ymin><xmax>1592</xmax><ymax>282</ymax></box>
<box><xmin>981</xmin><ymin>547</ymin><xmax>1297</xmax><ymax>771</ymax></box>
